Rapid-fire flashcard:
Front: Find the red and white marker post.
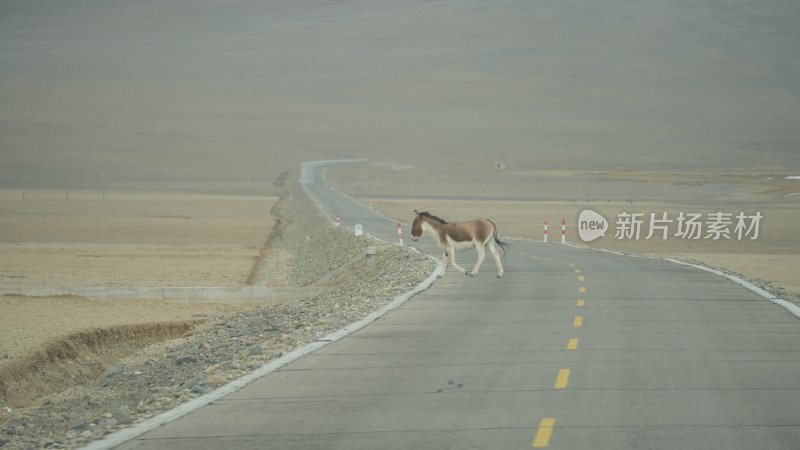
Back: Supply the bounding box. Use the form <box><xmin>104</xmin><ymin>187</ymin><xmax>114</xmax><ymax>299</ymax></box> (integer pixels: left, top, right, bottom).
<box><xmin>543</xmin><ymin>220</ymin><xmax>549</xmax><ymax>242</ymax></box>
<box><xmin>335</xmin><ymin>214</ymin><xmax>341</xmax><ymax>226</ymax></box>
<box><xmin>397</xmin><ymin>223</ymin><xmax>404</xmax><ymax>246</ymax></box>
<box><xmin>561</xmin><ymin>218</ymin><xmax>567</xmax><ymax>244</ymax></box>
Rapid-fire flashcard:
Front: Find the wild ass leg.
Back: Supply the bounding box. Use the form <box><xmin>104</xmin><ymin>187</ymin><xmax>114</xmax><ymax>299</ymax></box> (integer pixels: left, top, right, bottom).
<box><xmin>488</xmin><ymin>241</ymin><xmax>504</xmax><ymax>278</ymax></box>
<box><xmin>439</xmin><ymin>250</ymin><xmax>449</xmax><ymax>277</ymax></box>
<box><xmin>447</xmin><ymin>246</ymin><xmax>468</xmax><ymax>274</ymax></box>
<box><xmin>468</xmin><ymin>241</ymin><xmax>486</xmax><ymax>277</ymax></box>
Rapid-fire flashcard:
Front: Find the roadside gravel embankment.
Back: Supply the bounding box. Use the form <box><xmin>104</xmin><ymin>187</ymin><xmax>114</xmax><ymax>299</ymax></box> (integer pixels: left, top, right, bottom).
<box><xmin>0</xmin><ymin>172</ymin><xmax>437</xmax><ymax>449</ymax></box>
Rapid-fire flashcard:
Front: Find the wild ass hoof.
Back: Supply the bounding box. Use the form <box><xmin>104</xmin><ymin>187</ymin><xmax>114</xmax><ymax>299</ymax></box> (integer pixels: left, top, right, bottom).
<box><xmin>465</xmin><ymin>272</ymin><xmax>475</xmax><ymax>277</ymax></box>
<box><xmin>497</xmin><ymin>273</ymin><xmax>503</xmax><ymax>278</ymax></box>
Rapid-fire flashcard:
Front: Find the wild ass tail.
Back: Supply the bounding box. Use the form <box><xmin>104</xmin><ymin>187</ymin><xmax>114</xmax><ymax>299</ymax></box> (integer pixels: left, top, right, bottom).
<box><xmin>487</xmin><ymin>219</ymin><xmax>509</xmax><ymax>258</ymax></box>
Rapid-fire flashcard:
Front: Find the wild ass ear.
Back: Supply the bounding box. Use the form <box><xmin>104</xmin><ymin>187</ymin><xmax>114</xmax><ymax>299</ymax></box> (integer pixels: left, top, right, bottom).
<box><xmin>414</xmin><ymin>209</ymin><xmax>420</xmax><ymax>216</ymax></box>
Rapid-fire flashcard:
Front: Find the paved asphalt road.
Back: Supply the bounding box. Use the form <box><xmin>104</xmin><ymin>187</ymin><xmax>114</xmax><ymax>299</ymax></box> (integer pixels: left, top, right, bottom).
<box><xmin>114</xmin><ymin>161</ymin><xmax>800</xmax><ymax>449</ymax></box>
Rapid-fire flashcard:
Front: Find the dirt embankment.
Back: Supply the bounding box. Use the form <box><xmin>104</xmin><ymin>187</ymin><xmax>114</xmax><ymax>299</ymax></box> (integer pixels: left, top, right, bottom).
<box><xmin>0</xmin><ymin>321</ymin><xmax>199</xmax><ymax>408</ymax></box>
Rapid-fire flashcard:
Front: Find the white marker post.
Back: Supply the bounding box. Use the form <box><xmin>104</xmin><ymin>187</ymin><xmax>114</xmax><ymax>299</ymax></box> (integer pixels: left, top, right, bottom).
<box><xmin>561</xmin><ymin>219</ymin><xmax>567</xmax><ymax>244</ymax></box>
<box><xmin>397</xmin><ymin>223</ymin><xmax>404</xmax><ymax>246</ymax></box>
<box><xmin>543</xmin><ymin>220</ymin><xmax>549</xmax><ymax>242</ymax></box>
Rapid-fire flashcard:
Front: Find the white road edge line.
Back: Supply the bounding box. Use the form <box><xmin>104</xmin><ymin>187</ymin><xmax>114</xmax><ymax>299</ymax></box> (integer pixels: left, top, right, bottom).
<box><xmin>665</xmin><ymin>258</ymin><xmax>800</xmax><ymax>319</ymax></box>
<box><xmin>81</xmin><ymin>259</ymin><xmax>441</xmax><ymax>450</ymax></box>
<box><xmin>560</xmin><ymin>240</ymin><xmax>799</xmax><ymax>319</ymax></box>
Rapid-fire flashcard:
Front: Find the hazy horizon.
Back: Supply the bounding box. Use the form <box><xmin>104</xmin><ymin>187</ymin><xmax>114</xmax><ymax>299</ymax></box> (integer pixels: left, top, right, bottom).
<box><xmin>2</xmin><ymin>0</ymin><xmax>799</xmax><ymax>190</ymax></box>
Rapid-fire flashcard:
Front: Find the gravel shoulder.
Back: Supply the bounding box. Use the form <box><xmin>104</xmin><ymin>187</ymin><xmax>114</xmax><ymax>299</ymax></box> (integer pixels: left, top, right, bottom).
<box><xmin>0</xmin><ymin>172</ymin><xmax>437</xmax><ymax>450</ymax></box>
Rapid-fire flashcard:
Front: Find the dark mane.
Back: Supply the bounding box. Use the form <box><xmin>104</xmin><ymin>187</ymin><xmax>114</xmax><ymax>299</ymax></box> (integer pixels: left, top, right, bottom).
<box><xmin>419</xmin><ymin>211</ymin><xmax>447</xmax><ymax>224</ymax></box>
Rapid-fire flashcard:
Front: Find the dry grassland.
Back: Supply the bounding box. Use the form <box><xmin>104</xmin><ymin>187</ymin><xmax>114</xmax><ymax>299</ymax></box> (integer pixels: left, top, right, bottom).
<box><xmin>0</xmin><ymin>190</ymin><xmax>277</xmax><ymax>363</ymax></box>
<box><xmin>0</xmin><ymin>190</ymin><xmax>276</xmax><ymax>287</ymax></box>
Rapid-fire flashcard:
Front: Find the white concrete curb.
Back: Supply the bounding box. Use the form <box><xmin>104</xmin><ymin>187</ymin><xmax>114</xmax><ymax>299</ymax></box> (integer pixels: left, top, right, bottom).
<box><xmin>665</xmin><ymin>258</ymin><xmax>800</xmax><ymax>319</ymax></box>
<box><xmin>510</xmin><ymin>237</ymin><xmax>798</xmax><ymax>319</ymax></box>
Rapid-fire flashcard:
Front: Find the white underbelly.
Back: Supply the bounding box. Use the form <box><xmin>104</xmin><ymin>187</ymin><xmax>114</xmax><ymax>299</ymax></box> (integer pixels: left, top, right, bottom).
<box><xmin>447</xmin><ymin>237</ymin><xmax>476</xmax><ymax>250</ymax></box>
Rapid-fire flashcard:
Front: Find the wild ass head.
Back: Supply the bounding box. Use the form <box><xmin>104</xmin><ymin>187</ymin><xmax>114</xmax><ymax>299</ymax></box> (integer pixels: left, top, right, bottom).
<box><xmin>410</xmin><ymin>210</ymin><xmax>446</xmax><ymax>241</ymax></box>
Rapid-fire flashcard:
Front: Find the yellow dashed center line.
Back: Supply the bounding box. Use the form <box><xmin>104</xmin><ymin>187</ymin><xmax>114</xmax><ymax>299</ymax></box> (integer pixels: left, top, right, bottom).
<box><xmin>532</xmin><ymin>265</ymin><xmax>586</xmax><ymax>448</ymax></box>
<box><xmin>554</xmin><ymin>369</ymin><xmax>571</xmax><ymax>389</ymax></box>
<box><xmin>567</xmin><ymin>338</ymin><xmax>579</xmax><ymax>350</ymax></box>
<box><xmin>532</xmin><ymin>418</ymin><xmax>556</xmax><ymax>448</ymax></box>
<box><xmin>531</xmin><ymin>266</ymin><xmax>585</xmax><ymax>446</ymax></box>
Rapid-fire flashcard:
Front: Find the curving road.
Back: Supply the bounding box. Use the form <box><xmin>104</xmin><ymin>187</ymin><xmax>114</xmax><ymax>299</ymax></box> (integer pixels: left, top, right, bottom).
<box><xmin>112</xmin><ymin>161</ymin><xmax>800</xmax><ymax>450</ymax></box>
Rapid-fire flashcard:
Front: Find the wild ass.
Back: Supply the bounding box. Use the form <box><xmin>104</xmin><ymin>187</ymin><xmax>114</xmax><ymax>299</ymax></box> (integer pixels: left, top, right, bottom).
<box><xmin>410</xmin><ymin>210</ymin><xmax>509</xmax><ymax>278</ymax></box>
